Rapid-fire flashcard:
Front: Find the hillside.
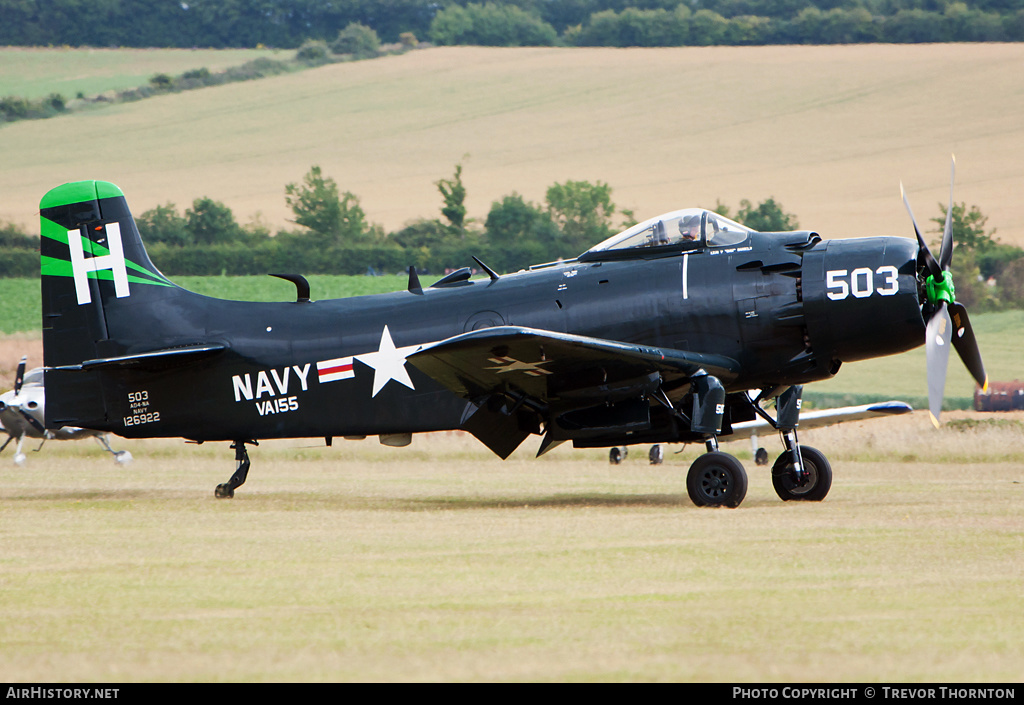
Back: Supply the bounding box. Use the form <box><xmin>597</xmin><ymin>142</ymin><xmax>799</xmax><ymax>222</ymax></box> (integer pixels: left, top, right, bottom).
<box><xmin>2</xmin><ymin>44</ymin><xmax>1024</xmax><ymax>246</ymax></box>
<box><xmin>0</xmin><ymin>46</ymin><xmax>280</xmax><ymax>101</ymax></box>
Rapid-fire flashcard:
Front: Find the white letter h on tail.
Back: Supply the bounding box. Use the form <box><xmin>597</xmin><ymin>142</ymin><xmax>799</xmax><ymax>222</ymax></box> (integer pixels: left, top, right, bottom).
<box><xmin>68</xmin><ymin>222</ymin><xmax>130</xmax><ymax>305</ymax></box>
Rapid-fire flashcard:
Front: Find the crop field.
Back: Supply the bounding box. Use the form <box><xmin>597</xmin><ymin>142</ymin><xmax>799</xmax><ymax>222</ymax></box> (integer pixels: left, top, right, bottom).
<box><xmin>1</xmin><ymin>414</ymin><xmax>1022</xmax><ymax>682</ymax></box>
<box><xmin>0</xmin><ymin>46</ymin><xmax>280</xmax><ymax>101</ymax></box>
<box><xmin>2</xmin><ymin>44</ymin><xmax>1024</xmax><ymax>246</ymax></box>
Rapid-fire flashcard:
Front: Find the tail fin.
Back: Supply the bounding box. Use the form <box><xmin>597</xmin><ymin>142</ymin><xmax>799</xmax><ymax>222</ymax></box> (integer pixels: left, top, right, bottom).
<box><xmin>41</xmin><ymin>181</ymin><xmax>175</xmax><ymax>366</ymax></box>
<box><xmin>40</xmin><ymin>181</ymin><xmax>181</xmax><ymax>429</ymax></box>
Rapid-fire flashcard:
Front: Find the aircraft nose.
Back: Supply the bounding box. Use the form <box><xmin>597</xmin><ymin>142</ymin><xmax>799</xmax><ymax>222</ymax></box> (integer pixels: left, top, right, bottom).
<box><xmin>802</xmin><ymin>237</ymin><xmax>925</xmax><ymax>366</ymax></box>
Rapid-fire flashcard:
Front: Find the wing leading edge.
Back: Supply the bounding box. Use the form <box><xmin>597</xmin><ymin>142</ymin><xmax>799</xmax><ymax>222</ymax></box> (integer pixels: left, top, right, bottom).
<box><xmin>729</xmin><ymin>400</ymin><xmax>913</xmax><ymax>442</ymax></box>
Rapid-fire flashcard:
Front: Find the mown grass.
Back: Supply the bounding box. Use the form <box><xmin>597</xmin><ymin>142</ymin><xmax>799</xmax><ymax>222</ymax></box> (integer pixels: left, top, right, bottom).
<box><xmin>1</xmin><ymin>424</ymin><xmax>1021</xmax><ymax>682</ymax></box>
<box><xmin>0</xmin><ymin>46</ymin><xmax>281</xmax><ymax>101</ymax></box>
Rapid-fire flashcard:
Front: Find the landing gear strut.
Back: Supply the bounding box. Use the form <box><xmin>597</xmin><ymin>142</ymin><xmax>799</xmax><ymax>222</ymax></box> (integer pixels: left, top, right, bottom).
<box><xmin>772</xmin><ymin>445</ymin><xmax>832</xmax><ymax>501</ymax></box>
<box><xmin>215</xmin><ymin>440</ymin><xmax>256</xmax><ymax>499</ymax></box>
<box><xmin>748</xmin><ymin>386</ymin><xmax>833</xmax><ymax>503</ymax></box>
<box><xmin>681</xmin><ymin>374</ymin><xmax>748</xmax><ymax>508</ymax></box>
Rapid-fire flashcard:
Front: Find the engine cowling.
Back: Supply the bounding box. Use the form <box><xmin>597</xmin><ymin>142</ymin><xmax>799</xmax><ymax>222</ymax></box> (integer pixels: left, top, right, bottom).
<box><xmin>802</xmin><ymin>237</ymin><xmax>924</xmax><ymax>367</ymax></box>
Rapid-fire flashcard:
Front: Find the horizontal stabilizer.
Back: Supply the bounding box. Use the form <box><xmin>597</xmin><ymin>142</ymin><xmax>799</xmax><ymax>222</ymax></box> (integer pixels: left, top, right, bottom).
<box><xmin>53</xmin><ymin>343</ymin><xmax>227</xmax><ymax>372</ymax></box>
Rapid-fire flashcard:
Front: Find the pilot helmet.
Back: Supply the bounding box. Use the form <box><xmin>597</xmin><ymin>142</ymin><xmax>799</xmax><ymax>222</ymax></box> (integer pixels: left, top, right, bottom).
<box><xmin>679</xmin><ymin>214</ymin><xmax>701</xmax><ymax>239</ymax></box>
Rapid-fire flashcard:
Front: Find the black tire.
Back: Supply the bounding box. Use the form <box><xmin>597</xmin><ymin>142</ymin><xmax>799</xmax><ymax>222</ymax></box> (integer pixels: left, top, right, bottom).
<box><xmin>755</xmin><ymin>447</ymin><xmax>769</xmax><ymax>466</ymax></box>
<box><xmin>609</xmin><ymin>447</ymin><xmax>623</xmax><ymax>465</ymax></box>
<box><xmin>686</xmin><ymin>452</ymin><xmax>748</xmax><ymax>508</ymax></box>
<box><xmin>771</xmin><ymin>446</ymin><xmax>832</xmax><ymax>502</ymax></box>
<box><xmin>649</xmin><ymin>444</ymin><xmax>664</xmax><ymax>465</ymax></box>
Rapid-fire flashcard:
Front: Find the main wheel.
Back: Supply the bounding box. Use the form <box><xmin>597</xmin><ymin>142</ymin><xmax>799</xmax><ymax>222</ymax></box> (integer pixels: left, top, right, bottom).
<box><xmin>771</xmin><ymin>446</ymin><xmax>832</xmax><ymax>502</ymax></box>
<box><xmin>686</xmin><ymin>452</ymin><xmax>748</xmax><ymax>508</ymax></box>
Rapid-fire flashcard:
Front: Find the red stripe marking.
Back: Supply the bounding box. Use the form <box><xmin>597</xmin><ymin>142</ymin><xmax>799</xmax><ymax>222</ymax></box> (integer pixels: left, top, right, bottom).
<box><xmin>319</xmin><ymin>363</ymin><xmax>353</xmax><ymax>377</ymax></box>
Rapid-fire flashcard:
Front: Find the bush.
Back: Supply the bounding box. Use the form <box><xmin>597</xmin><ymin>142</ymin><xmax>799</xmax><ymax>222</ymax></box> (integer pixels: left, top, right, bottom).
<box><xmin>430</xmin><ymin>3</ymin><xmax>557</xmax><ymax>47</ymax></box>
<box><xmin>285</xmin><ymin>166</ymin><xmax>372</xmax><ymax>244</ymax></box>
<box><xmin>295</xmin><ymin>39</ymin><xmax>330</xmax><ymax>64</ymax></box>
<box><xmin>0</xmin><ymin>249</ymin><xmax>37</xmax><ymax>277</ymax></box>
<box><xmin>332</xmin><ymin>22</ymin><xmax>380</xmax><ymax>58</ymax></box>
<box><xmin>0</xmin><ymin>96</ymin><xmax>30</xmax><ymax>121</ymax></box>
<box><xmin>149</xmin><ymin>73</ymin><xmax>173</xmax><ymax>89</ymax></box>
<box><xmin>136</xmin><ymin>203</ymin><xmax>189</xmax><ymax>247</ymax></box>
<box><xmin>999</xmin><ymin>258</ymin><xmax>1024</xmax><ymax>308</ymax></box>
<box><xmin>185</xmin><ymin>197</ymin><xmax>245</xmax><ymax>245</ymax></box>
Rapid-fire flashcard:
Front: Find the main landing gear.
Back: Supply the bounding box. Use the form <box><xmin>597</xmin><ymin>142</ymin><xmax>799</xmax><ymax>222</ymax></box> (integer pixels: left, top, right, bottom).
<box><xmin>771</xmin><ymin>444</ymin><xmax>832</xmax><ymax>502</ymax></box>
<box><xmin>658</xmin><ymin>379</ymin><xmax>833</xmax><ymax>509</ymax></box>
<box><xmin>215</xmin><ymin>440</ymin><xmax>256</xmax><ymax>499</ymax></box>
<box><xmin>755</xmin><ymin>386</ymin><xmax>832</xmax><ymax>504</ymax></box>
<box><xmin>674</xmin><ymin>373</ymin><xmax>749</xmax><ymax>508</ymax></box>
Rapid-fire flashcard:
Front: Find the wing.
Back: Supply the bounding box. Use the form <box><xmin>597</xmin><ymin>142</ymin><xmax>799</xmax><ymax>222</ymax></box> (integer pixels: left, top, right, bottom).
<box><xmin>727</xmin><ymin>401</ymin><xmax>913</xmax><ymax>442</ymax></box>
<box><xmin>407</xmin><ymin>326</ymin><xmax>739</xmax><ymax>458</ymax></box>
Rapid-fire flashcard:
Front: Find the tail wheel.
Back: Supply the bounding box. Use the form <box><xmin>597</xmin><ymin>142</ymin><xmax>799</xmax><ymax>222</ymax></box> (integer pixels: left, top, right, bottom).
<box><xmin>686</xmin><ymin>452</ymin><xmax>747</xmax><ymax>508</ymax></box>
<box><xmin>771</xmin><ymin>446</ymin><xmax>832</xmax><ymax>502</ymax></box>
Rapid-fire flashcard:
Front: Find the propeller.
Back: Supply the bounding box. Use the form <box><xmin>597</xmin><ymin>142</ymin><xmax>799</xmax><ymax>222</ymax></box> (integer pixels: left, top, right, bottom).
<box><xmin>901</xmin><ymin>156</ymin><xmax>988</xmax><ymax>427</ymax></box>
<box><xmin>8</xmin><ymin>356</ymin><xmax>46</xmax><ymax>435</ymax></box>
<box><xmin>13</xmin><ymin>356</ymin><xmax>26</xmax><ymax>395</ymax></box>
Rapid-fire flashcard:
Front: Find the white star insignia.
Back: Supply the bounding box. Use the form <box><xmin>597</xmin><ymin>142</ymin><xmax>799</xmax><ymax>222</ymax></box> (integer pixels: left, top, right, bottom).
<box><xmin>356</xmin><ymin>325</ymin><xmax>420</xmax><ymax>397</ymax></box>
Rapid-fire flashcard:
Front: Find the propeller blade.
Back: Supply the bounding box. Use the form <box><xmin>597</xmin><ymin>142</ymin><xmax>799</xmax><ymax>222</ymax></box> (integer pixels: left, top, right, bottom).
<box><xmin>16</xmin><ymin>407</ymin><xmax>46</xmax><ymax>435</ymax></box>
<box><xmin>901</xmin><ymin>182</ymin><xmax>942</xmax><ymax>280</ymax></box>
<box><xmin>14</xmin><ymin>356</ymin><xmax>26</xmax><ymax>395</ymax></box>
<box><xmin>938</xmin><ymin>155</ymin><xmax>956</xmax><ymax>271</ymax></box>
<box><xmin>925</xmin><ymin>302</ymin><xmax>952</xmax><ymax>428</ymax></box>
<box><xmin>948</xmin><ymin>301</ymin><xmax>987</xmax><ymax>391</ymax></box>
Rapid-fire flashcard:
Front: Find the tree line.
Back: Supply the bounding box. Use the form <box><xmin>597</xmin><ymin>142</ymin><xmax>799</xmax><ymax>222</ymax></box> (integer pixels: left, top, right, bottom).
<box><xmin>1</xmin><ymin>0</ymin><xmax>1021</xmax><ymax>48</ymax></box>
<box><xmin>4</xmin><ymin>163</ymin><xmax>1023</xmax><ymax>310</ymax></box>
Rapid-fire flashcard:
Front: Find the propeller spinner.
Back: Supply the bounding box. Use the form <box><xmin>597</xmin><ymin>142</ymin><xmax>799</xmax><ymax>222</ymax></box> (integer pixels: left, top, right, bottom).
<box><xmin>902</xmin><ymin>157</ymin><xmax>988</xmax><ymax>426</ymax></box>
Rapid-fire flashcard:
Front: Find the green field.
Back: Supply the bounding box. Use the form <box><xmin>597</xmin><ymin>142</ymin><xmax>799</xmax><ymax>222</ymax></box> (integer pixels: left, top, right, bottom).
<box><xmin>0</xmin><ymin>274</ymin><xmax>410</xmax><ymax>336</ymax></box>
<box><xmin>0</xmin><ymin>46</ymin><xmax>280</xmax><ymax>101</ymax></box>
<box><xmin>2</xmin><ymin>44</ymin><xmax>1024</xmax><ymax>247</ymax></box>
<box><xmin>1</xmin><ymin>423</ymin><xmax>1021</xmax><ymax>682</ymax></box>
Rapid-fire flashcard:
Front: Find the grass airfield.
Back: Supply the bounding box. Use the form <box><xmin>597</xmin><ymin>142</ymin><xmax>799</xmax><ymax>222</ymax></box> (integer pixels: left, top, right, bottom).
<box><xmin>2</xmin><ymin>415</ymin><xmax>1021</xmax><ymax>682</ymax></box>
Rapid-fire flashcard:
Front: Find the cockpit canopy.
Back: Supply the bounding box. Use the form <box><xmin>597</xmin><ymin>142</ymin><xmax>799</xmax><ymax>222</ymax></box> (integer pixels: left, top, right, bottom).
<box><xmin>583</xmin><ymin>208</ymin><xmax>750</xmax><ymax>258</ymax></box>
